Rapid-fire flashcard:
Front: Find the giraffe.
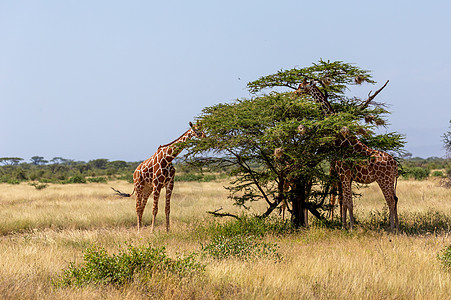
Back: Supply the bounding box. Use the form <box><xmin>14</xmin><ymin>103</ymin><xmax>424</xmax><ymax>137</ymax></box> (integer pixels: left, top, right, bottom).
<box><xmin>113</xmin><ymin>122</ymin><xmax>205</xmax><ymax>232</ymax></box>
<box><xmin>295</xmin><ymin>79</ymin><xmax>399</xmax><ymax>231</ymax></box>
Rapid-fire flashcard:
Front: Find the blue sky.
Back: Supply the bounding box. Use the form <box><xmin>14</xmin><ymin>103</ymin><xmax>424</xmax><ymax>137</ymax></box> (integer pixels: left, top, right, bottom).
<box><xmin>1</xmin><ymin>1</ymin><xmax>450</xmax><ymax>162</ymax></box>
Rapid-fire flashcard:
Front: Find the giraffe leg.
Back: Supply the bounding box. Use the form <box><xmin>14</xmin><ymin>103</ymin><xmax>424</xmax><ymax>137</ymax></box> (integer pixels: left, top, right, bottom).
<box><xmin>164</xmin><ymin>179</ymin><xmax>174</xmax><ymax>232</ymax></box>
<box><xmin>377</xmin><ymin>180</ymin><xmax>398</xmax><ymax>232</ymax></box>
<box><xmin>151</xmin><ymin>185</ymin><xmax>162</xmax><ymax>233</ymax></box>
<box><xmin>338</xmin><ymin>184</ymin><xmax>344</xmax><ymax>222</ymax></box>
<box><xmin>394</xmin><ymin>194</ymin><xmax>399</xmax><ymax>230</ymax></box>
<box><xmin>348</xmin><ymin>195</ymin><xmax>354</xmax><ymax>231</ymax></box>
<box><xmin>330</xmin><ymin>193</ymin><xmax>336</xmax><ymax>220</ymax></box>
<box><xmin>340</xmin><ymin>177</ymin><xmax>353</xmax><ymax>230</ymax></box>
<box><xmin>136</xmin><ymin>192</ymin><xmax>143</xmax><ymax>233</ymax></box>
<box><xmin>135</xmin><ymin>185</ymin><xmax>151</xmax><ymax>233</ymax></box>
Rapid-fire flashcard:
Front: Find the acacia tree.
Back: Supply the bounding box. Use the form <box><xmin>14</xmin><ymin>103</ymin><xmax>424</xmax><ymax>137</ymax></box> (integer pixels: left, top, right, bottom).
<box><xmin>185</xmin><ymin>60</ymin><xmax>404</xmax><ymax>227</ymax></box>
<box><xmin>0</xmin><ymin>157</ymin><xmax>24</xmax><ymax>166</ymax></box>
<box><xmin>442</xmin><ymin>120</ymin><xmax>451</xmax><ymax>187</ymax></box>
<box><xmin>443</xmin><ymin>120</ymin><xmax>451</xmax><ymax>155</ymax></box>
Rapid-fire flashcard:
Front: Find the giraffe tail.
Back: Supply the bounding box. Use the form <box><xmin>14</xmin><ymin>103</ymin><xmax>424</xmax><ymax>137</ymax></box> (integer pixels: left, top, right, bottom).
<box><xmin>394</xmin><ymin>175</ymin><xmax>399</xmax><ymax>206</ymax></box>
<box><xmin>111</xmin><ymin>187</ymin><xmax>135</xmax><ymax>198</ymax></box>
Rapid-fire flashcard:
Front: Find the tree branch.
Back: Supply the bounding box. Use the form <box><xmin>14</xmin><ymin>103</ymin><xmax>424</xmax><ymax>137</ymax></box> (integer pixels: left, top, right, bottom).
<box><xmin>227</xmin><ymin>149</ymin><xmax>272</xmax><ymax>206</ymax></box>
<box><xmin>259</xmin><ymin>201</ymin><xmax>281</xmax><ymax>218</ymax></box>
<box><xmin>207</xmin><ymin>207</ymin><xmax>240</xmax><ymax>220</ymax></box>
<box><xmin>360</xmin><ymin>80</ymin><xmax>389</xmax><ymax>109</ymax></box>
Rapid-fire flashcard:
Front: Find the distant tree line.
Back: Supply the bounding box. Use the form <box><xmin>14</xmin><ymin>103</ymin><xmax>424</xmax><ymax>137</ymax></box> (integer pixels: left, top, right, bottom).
<box><xmin>400</xmin><ymin>154</ymin><xmax>449</xmax><ymax>180</ymax></box>
<box><xmin>0</xmin><ymin>157</ymin><xmax>139</xmax><ymax>184</ymax></box>
<box><xmin>0</xmin><ymin>155</ymin><xmax>448</xmax><ymax>185</ymax></box>
<box><xmin>0</xmin><ymin>156</ymin><xmax>226</xmax><ymax>185</ymax></box>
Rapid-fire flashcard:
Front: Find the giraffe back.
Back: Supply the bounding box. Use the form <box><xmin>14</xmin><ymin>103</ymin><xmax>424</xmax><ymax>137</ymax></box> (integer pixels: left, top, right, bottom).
<box><xmin>335</xmin><ymin>147</ymin><xmax>398</xmax><ymax>184</ymax></box>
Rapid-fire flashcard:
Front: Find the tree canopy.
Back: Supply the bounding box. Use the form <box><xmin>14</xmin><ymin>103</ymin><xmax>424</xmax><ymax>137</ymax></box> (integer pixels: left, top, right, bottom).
<box><xmin>443</xmin><ymin>120</ymin><xmax>451</xmax><ymax>155</ymax></box>
<box><xmin>185</xmin><ymin>60</ymin><xmax>405</xmax><ymax>227</ymax></box>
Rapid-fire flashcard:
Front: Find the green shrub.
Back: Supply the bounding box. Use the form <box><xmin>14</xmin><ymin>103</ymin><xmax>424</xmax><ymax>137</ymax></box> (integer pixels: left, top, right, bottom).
<box><xmin>431</xmin><ymin>170</ymin><xmax>444</xmax><ymax>177</ymax></box>
<box><xmin>203</xmin><ymin>215</ymin><xmax>293</xmax><ymax>239</ymax></box>
<box><xmin>118</xmin><ymin>174</ymin><xmax>134</xmax><ymax>183</ymax></box>
<box><xmin>403</xmin><ymin>167</ymin><xmax>430</xmax><ymax>180</ymax></box>
<box><xmin>175</xmin><ymin>173</ymin><xmax>204</xmax><ymax>182</ymax></box>
<box><xmin>7</xmin><ymin>178</ymin><xmax>21</xmax><ymax>184</ymax></box>
<box><xmin>87</xmin><ymin>177</ymin><xmax>108</xmax><ymax>183</ymax></box>
<box><xmin>64</xmin><ymin>174</ymin><xmax>87</xmax><ymax>184</ymax></box>
<box><xmin>201</xmin><ymin>235</ymin><xmax>281</xmax><ymax>261</ymax></box>
<box><xmin>54</xmin><ymin>244</ymin><xmax>205</xmax><ymax>287</ymax></box>
<box><xmin>29</xmin><ymin>182</ymin><xmax>48</xmax><ymax>190</ymax></box>
<box><xmin>438</xmin><ymin>245</ymin><xmax>451</xmax><ymax>271</ymax></box>
<box><xmin>203</xmin><ymin>174</ymin><xmax>218</xmax><ymax>182</ymax></box>
<box><xmin>175</xmin><ymin>173</ymin><xmax>218</xmax><ymax>182</ymax></box>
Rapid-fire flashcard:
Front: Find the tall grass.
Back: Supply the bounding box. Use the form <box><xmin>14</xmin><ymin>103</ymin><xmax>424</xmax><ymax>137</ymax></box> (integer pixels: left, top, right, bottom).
<box><xmin>0</xmin><ymin>179</ymin><xmax>450</xmax><ymax>299</ymax></box>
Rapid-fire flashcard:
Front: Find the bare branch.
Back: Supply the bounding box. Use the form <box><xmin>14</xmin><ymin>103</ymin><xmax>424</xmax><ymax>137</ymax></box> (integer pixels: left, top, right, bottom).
<box><xmin>360</xmin><ymin>80</ymin><xmax>389</xmax><ymax>109</ymax></box>
<box><xmin>259</xmin><ymin>201</ymin><xmax>282</xmax><ymax>218</ymax></box>
<box><xmin>207</xmin><ymin>207</ymin><xmax>240</xmax><ymax>219</ymax></box>
<box><xmin>227</xmin><ymin>149</ymin><xmax>272</xmax><ymax>206</ymax></box>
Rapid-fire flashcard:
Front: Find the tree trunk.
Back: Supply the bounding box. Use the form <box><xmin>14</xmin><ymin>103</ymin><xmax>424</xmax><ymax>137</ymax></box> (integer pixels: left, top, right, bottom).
<box><xmin>291</xmin><ymin>181</ymin><xmax>307</xmax><ymax>228</ymax></box>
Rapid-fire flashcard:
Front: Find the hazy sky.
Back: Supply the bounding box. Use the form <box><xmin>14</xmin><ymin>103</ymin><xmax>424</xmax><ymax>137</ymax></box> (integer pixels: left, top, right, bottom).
<box><xmin>1</xmin><ymin>1</ymin><xmax>450</xmax><ymax>162</ymax></box>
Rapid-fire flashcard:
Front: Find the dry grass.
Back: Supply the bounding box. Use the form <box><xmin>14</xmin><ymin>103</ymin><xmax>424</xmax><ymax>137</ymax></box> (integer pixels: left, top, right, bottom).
<box><xmin>0</xmin><ymin>179</ymin><xmax>450</xmax><ymax>299</ymax></box>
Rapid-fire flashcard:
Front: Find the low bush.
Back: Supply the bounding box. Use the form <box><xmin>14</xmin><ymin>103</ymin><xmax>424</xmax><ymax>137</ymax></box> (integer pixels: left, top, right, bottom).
<box><xmin>201</xmin><ymin>235</ymin><xmax>281</xmax><ymax>261</ymax></box>
<box><xmin>118</xmin><ymin>174</ymin><xmax>134</xmax><ymax>183</ymax></box>
<box><xmin>202</xmin><ymin>215</ymin><xmax>293</xmax><ymax>239</ymax></box>
<box><xmin>64</xmin><ymin>174</ymin><xmax>86</xmax><ymax>184</ymax></box>
<box><xmin>438</xmin><ymin>245</ymin><xmax>451</xmax><ymax>271</ymax></box>
<box><xmin>175</xmin><ymin>173</ymin><xmax>219</xmax><ymax>182</ymax></box>
<box><xmin>403</xmin><ymin>167</ymin><xmax>430</xmax><ymax>180</ymax></box>
<box><xmin>29</xmin><ymin>182</ymin><xmax>48</xmax><ymax>190</ymax></box>
<box><xmin>54</xmin><ymin>244</ymin><xmax>205</xmax><ymax>287</ymax></box>
<box><xmin>431</xmin><ymin>170</ymin><xmax>444</xmax><ymax>177</ymax></box>
<box><xmin>87</xmin><ymin>177</ymin><xmax>108</xmax><ymax>183</ymax></box>
<box><xmin>175</xmin><ymin>173</ymin><xmax>204</xmax><ymax>182</ymax></box>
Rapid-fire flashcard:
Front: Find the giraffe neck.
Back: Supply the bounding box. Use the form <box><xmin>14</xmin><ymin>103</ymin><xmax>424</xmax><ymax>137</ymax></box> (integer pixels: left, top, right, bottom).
<box><xmin>340</xmin><ymin>136</ymin><xmax>374</xmax><ymax>156</ymax></box>
<box><xmin>307</xmin><ymin>85</ymin><xmax>334</xmax><ymax>115</ymax></box>
<box><xmin>159</xmin><ymin>129</ymin><xmax>195</xmax><ymax>160</ymax></box>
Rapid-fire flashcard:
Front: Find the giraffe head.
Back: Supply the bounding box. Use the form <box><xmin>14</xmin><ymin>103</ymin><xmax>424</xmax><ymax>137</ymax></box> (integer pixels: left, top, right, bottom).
<box><xmin>189</xmin><ymin>121</ymin><xmax>206</xmax><ymax>138</ymax></box>
<box><xmin>274</xmin><ymin>147</ymin><xmax>284</xmax><ymax>159</ymax></box>
<box><xmin>295</xmin><ymin>78</ymin><xmax>335</xmax><ymax>115</ymax></box>
<box><xmin>295</xmin><ymin>78</ymin><xmax>314</xmax><ymax>96</ymax></box>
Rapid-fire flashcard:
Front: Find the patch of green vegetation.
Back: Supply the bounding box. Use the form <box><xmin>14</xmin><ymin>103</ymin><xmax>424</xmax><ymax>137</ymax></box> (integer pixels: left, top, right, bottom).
<box><xmin>431</xmin><ymin>170</ymin><xmax>444</xmax><ymax>177</ymax></box>
<box><xmin>201</xmin><ymin>235</ymin><xmax>281</xmax><ymax>261</ymax></box>
<box><xmin>201</xmin><ymin>215</ymin><xmax>294</xmax><ymax>239</ymax></box>
<box><xmin>195</xmin><ymin>216</ymin><xmax>288</xmax><ymax>261</ymax></box>
<box><xmin>64</xmin><ymin>174</ymin><xmax>87</xmax><ymax>184</ymax></box>
<box><xmin>402</xmin><ymin>167</ymin><xmax>430</xmax><ymax>180</ymax></box>
<box><xmin>87</xmin><ymin>177</ymin><xmax>108</xmax><ymax>183</ymax></box>
<box><xmin>29</xmin><ymin>182</ymin><xmax>48</xmax><ymax>190</ymax></box>
<box><xmin>438</xmin><ymin>245</ymin><xmax>451</xmax><ymax>271</ymax></box>
<box><xmin>54</xmin><ymin>243</ymin><xmax>205</xmax><ymax>287</ymax></box>
<box><xmin>118</xmin><ymin>173</ymin><xmax>134</xmax><ymax>183</ymax></box>
<box><xmin>174</xmin><ymin>173</ymin><xmax>218</xmax><ymax>182</ymax></box>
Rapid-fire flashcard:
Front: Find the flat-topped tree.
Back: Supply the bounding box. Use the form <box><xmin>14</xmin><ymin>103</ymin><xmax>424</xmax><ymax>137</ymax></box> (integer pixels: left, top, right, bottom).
<box><xmin>185</xmin><ymin>60</ymin><xmax>404</xmax><ymax>229</ymax></box>
<box><xmin>296</xmin><ymin>79</ymin><xmax>399</xmax><ymax>231</ymax></box>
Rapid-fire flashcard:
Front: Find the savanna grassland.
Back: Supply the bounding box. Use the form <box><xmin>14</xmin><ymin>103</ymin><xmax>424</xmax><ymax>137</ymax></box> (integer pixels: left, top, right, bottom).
<box><xmin>0</xmin><ymin>179</ymin><xmax>450</xmax><ymax>299</ymax></box>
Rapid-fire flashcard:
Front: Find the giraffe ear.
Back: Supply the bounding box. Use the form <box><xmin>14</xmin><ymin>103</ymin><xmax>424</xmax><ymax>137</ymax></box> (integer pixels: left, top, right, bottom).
<box><xmin>189</xmin><ymin>122</ymin><xmax>194</xmax><ymax>128</ymax></box>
